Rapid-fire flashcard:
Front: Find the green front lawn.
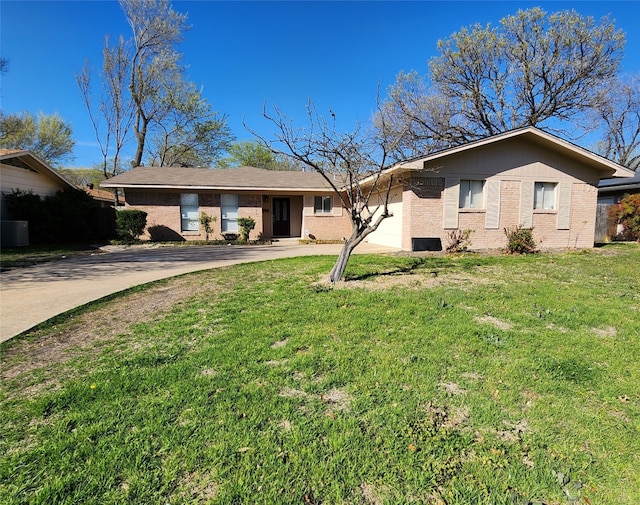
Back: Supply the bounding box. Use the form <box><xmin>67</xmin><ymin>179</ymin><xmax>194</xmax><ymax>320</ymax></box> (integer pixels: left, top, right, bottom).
<box><xmin>1</xmin><ymin>245</ymin><xmax>639</xmax><ymax>504</ymax></box>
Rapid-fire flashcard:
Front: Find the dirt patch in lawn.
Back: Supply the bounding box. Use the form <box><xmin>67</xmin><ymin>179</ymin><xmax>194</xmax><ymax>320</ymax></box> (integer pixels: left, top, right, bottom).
<box><xmin>1</xmin><ymin>273</ymin><xmax>232</xmax><ymax>393</ymax></box>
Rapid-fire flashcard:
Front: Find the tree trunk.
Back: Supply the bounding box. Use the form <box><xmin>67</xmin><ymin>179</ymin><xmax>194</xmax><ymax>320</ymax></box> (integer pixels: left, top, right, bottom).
<box><xmin>328</xmin><ymin>223</ymin><xmax>372</xmax><ymax>283</ymax></box>
<box><xmin>328</xmin><ymin>239</ymin><xmax>357</xmax><ymax>283</ymax></box>
<box><xmin>133</xmin><ymin>125</ymin><xmax>146</xmax><ymax>167</ymax></box>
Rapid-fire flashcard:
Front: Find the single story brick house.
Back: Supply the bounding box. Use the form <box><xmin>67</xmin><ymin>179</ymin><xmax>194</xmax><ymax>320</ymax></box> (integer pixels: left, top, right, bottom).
<box><xmin>102</xmin><ymin>127</ymin><xmax>633</xmax><ymax>249</ymax></box>
<box><xmin>101</xmin><ymin>166</ymin><xmax>352</xmax><ymax>242</ymax></box>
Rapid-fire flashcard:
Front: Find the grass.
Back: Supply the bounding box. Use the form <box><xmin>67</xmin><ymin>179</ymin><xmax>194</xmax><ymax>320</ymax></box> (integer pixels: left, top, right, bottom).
<box><xmin>1</xmin><ymin>244</ymin><xmax>639</xmax><ymax>504</ymax></box>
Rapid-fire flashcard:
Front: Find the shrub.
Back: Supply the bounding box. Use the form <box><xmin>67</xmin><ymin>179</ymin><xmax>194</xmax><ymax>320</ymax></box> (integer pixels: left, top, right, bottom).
<box><xmin>199</xmin><ymin>212</ymin><xmax>217</xmax><ymax>241</ymax></box>
<box><xmin>3</xmin><ymin>188</ymin><xmax>106</xmax><ymax>244</ymax></box>
<box><xmin>237</xmin><ymin>217</ymin><xmax>256</xmax><ymax>243</ymax></box>
<box><xmin>445</xmin><ymin>229</ymin><xmax>473</xmax><ymax>253</ymax></box>
<box><xmin>116</xmin><ymin>210</ymin><xmax>147</xmax><ymax>243</ymax></box>
<box><xmin>609</xmin><ymin>193</ymin><xmax>640</xmax><ymax>241</ymax></box>
<box><xmin>222</xmin><ymin>232</ymin><xmax>239</xmax><ymax>242</ymax></box>
<box><xmin>504</xmin><ymin>225</ymin><xmax>537</xmax><ymax>254</ymax></box>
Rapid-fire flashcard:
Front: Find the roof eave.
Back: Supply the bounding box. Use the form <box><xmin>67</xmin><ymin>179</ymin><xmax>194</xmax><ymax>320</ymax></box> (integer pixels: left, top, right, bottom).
<box><xmin>391</xmin><ymin>127</ymin><xmax>635</xmax><ymax>178</ymax></box>
<box><xmin>1</xmin><ymin>150</ymin><xmax>78</xmax><ymax>189</ymax></box>
<box><xmin>100</xmin><ymin>182</ymin><xmax>333</xmax><ymax>192</ymax></box>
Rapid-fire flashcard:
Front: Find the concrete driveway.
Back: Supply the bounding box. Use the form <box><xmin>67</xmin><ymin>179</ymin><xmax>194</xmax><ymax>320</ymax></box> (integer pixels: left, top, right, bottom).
<box><xmin>0</xmin><ymin>241</ymin><xmax>397</xmax><ymax>343</ymax></box>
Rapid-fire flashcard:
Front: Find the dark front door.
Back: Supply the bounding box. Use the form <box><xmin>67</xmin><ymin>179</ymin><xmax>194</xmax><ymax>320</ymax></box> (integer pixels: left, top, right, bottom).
<box><xmin>272</xmin><ymin>198</ymin><xmax>290</xmax><ymax>236</ymax></box>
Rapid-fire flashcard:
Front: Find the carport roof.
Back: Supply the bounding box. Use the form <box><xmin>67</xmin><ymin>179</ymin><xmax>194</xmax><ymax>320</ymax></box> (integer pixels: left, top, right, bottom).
<box><xmin>101</xmin><ymin>166</ymin><xmax>334</xmax><ymax>192</ymax></box>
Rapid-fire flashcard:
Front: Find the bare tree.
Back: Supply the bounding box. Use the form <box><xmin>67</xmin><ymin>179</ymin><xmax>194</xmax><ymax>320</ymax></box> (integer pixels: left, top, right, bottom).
<box><xmin>120</xmin><ymin>0</ymin><xmax>189</xmax><ymax>167</ymax></box>
<box><xmin>379</xmin><ymin>7</ymin><xmax>626</xmax><ymax>154</ymax></box>
<box><xmin>375</xmin><ymin>70</ymin><xmax>458</xmax><ymax>158</ymax></box>
<box><xmin>596</xmin><ymin>76</ymin><xmax>640</xmax><ymax>170</ymax></box>
<box><xmin>77</xmin><ymin>35</ymin><xmax>134</xmax><ymax>187</ymax></box>
<box><xmin>255</xmin><ymin>101</ymin><xmax>400</xmax><ymax>283</ymax></box>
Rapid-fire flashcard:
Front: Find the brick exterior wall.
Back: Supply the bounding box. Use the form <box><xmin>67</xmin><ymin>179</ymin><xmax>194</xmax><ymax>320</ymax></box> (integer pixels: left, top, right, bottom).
<box><xmin>398</xmin><ymin>178</ymin><xmax>599</xmax><ymax>251</ymax></box>
<box><xmin>124</xmin><ymin>190</ymin><xmax>264</xmax><ymax>241</ymax></box>
<box><xmin>303</xmin><ymin>213</ymin><xmax>352</xmax><ymax>240</ymax></box>
<box><xmin>123</xmin><ymin>189</ymin><xmax>351</xmax><ymax>242</ymax></box>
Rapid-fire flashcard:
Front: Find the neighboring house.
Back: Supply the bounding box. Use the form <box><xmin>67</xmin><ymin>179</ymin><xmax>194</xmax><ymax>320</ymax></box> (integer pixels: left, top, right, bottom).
<box><xmin>101</xmin><ymin>127</ymin><xmax>634</xmax><ymax>250</ymax></box>
<box><xmin>0</xmin><ymin>149</ymin><xmax>77</xmax><ymax>220</ymax></box>
<box><xmin>1</xmin><ymin>149</ymin><xmax>80</xmax><ymax>246</ymax></box>
<box><xmin>101</xmin><ymin>166</ymin><xmax>352</xmax><ymax>242</ymax></box>
<box><xmin>82</xmin><ymin>184</ymin><xmax>121</xmax><ymax>208</ymax></box>
<box><xmin>597</xmin><ymin>170</ymin><xmax>640</xmax><ymax>204</ymax></box>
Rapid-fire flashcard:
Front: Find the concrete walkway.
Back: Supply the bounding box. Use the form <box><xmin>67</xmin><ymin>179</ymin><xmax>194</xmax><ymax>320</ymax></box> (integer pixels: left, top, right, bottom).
<box><xmin>0</xmin><ymin>241</ymin><xmax>397</xmax><ymax>343</ymax></box>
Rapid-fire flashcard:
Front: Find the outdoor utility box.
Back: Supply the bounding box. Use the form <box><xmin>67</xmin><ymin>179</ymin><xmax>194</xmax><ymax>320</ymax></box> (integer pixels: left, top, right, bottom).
<box><xmin>1</xmin><ymin>221</ymin><xmax>29</xmax><ymax>247</ymax></box>
<box><xmin>411</xmin><ymin>237</ymin><xmax>442</xmax><ymax>252</ymax></box>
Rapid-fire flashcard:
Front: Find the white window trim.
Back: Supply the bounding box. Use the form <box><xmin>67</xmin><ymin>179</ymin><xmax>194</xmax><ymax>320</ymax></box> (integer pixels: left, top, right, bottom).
<box><xmin>221</xmin><ymin>193</ymin><xmax>239</xmax><ymax>232</ymax></box>
<box><xmin>314</xmin><ymin>195</ymin><xmax>333</xmax><ymax>214</ymax></box>
<box><xmin>180</xmin><ymin>193</ymin><xmax>199</xmax><ymax>232</ymax></box>
<box><xmin>534</xmin><ymin>182</ymin><xmax>557</xmax><ymax>211</ymax></box>
<box><xmin>459</xmin><ymin>179</ymin><xmax>485</xmax><ymax>210</ymax></box>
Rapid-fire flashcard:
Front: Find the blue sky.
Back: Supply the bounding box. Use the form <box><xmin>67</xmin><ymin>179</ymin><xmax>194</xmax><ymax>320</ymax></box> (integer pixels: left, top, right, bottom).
<box><xmin>1</xmin><ymin>0</ymin><xmax>639</xmax><ymax>168</ymax></box>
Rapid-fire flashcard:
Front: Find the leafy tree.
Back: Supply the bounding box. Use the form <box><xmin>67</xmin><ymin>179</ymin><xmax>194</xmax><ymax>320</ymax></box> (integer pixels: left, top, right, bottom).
<box><xmin>257</xmin><ymin>101</ymin><xmax>400</xmax><ymax>283</ymax></box>
<box><xmin>0</xmin><ymin>111</ymin><xmax>75</xmax><ymax>166</ymax></box>
<box><xmin>379</xmin><ymin>8</ymin><xmax>626</xmax><ymax>154</ymax></box>
<box><xmin>0</xmin><ymin>57</ymin><xmax>8</xmax><ymax>73</ymax></box>
<box><xmin>147</xmin><ymin>81</ymin><xmax>234</xmax><ymax>167</ymax></box>
<box><xmin>219</xmin><ymin>140</ymin><xmax>305</xmax><ymax>170</ymax></box>
<box><xmin>220</xmin><ymin>141</ymin><xmax>276</xmax><ymax>168</ymax></box>
<box><xmin>57</xmin><ymin>167</ymin><xmax>108</xmax><ymax>189</ymax></box>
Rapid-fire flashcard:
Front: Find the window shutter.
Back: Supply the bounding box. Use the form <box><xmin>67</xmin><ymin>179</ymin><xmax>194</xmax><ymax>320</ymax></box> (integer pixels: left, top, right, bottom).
<box><xmin>303</xmin><ymin>195</ymin><xmax>314</xmax><ymax>216</ymax></box>
<box><xmin>332</xmin><ymin>196</ymin><xmax>343</xmax><ymax>216</ymax></box>
<box><xmin>556</xmin><ymin>182</ymin><xmax>571</xmax><ymax>230</ymax></box>
<box><xmin>520</xmin><ymin>181</ymin><xmax>534</xmax><ymax>227</ymax></box>
<box><xmin>485</xmin><ymin>180</ymin><xmax>500</xmax><ymax>229</ymax></box>
<box><xmin>443</xmin><ymin>178</ymin><xmax>460</xmax><ymax>229</ymax></box>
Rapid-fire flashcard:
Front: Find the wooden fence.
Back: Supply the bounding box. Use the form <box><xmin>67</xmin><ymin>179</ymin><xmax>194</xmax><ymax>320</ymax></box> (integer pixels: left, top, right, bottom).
<box><xmin>594</xmin><ymin>204</ymin><xmax>617</xmax><ymax>243</ymax></box>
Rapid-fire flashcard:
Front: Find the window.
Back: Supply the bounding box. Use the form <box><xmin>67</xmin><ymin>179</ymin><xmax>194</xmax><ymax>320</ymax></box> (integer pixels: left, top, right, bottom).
<box><xmin>221</xmin><ymin>193</ymin><xmax>239</xmax><ymax>232</ymax></box>
<box><xmin>314</xmin><ymin>195</ymin><xmax>333</xmax><ymax>213</ymax></box>
<box><xmin>534</xmin><ymin>182</ymin><xmax>556</xmax><ymax>210</ymax></box>
<box><xmin>459</xmin><ymin>180</ymin><xmax>484</xmax><ymax>209</ymax></box>
<box><xmin>180</xmin><ymin>193</ymin><xmax>199</xmax><ymax>231</ymax></box>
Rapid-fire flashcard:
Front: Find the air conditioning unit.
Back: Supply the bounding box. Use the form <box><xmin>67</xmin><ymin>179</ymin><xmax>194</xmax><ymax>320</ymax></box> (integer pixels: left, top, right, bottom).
<box><xmin>1</xmin><ymin>220</ymin><xmax>29</xmax><ymax>247</ymax></box>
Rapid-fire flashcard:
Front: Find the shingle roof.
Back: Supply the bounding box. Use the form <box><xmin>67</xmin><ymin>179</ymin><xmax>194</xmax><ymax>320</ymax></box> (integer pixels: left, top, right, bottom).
<box><xmin>599</xmin><ymin>169</ymin><xmax>640</xmax><ymax>191</ymax></box>
<box><xmin>101</xmin><ymin>166</ymin><xmax>334</xmax><ymax>191</ymax></box>
<box><xmin>83</xmin><ymin>186</ymin><xmax>117</xmax><ymax>202</ymax></box>
<box><xmin>0</xmin><ymin>148</ymin><xmax>27</xmax><ymax>156</ymax></box>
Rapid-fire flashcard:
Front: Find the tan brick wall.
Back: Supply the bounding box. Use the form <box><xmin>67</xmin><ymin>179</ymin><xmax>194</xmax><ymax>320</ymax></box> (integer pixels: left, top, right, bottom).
<box><xmin>401</xmin><ymin>177</ymin><xmax>599</xmax><ymax>251</ymax></box>
<box><xmin>123</xmin><ymin>190</ymin><xmax>352</xmax><ymax>242</ymax></box>
<box><xmin>303</xmin><ymin>213</ymin><xmax>352</xmax><ymax>240</ymax></box>
<box><xmin>124</xmin><ymin>190</ymin><xmax>263</xmax><ymax>241</ymax></box>
<box><xmin>530</xmin><ymin>183</ymin><xmax>597</xmax><ymax>249</ymax></box>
